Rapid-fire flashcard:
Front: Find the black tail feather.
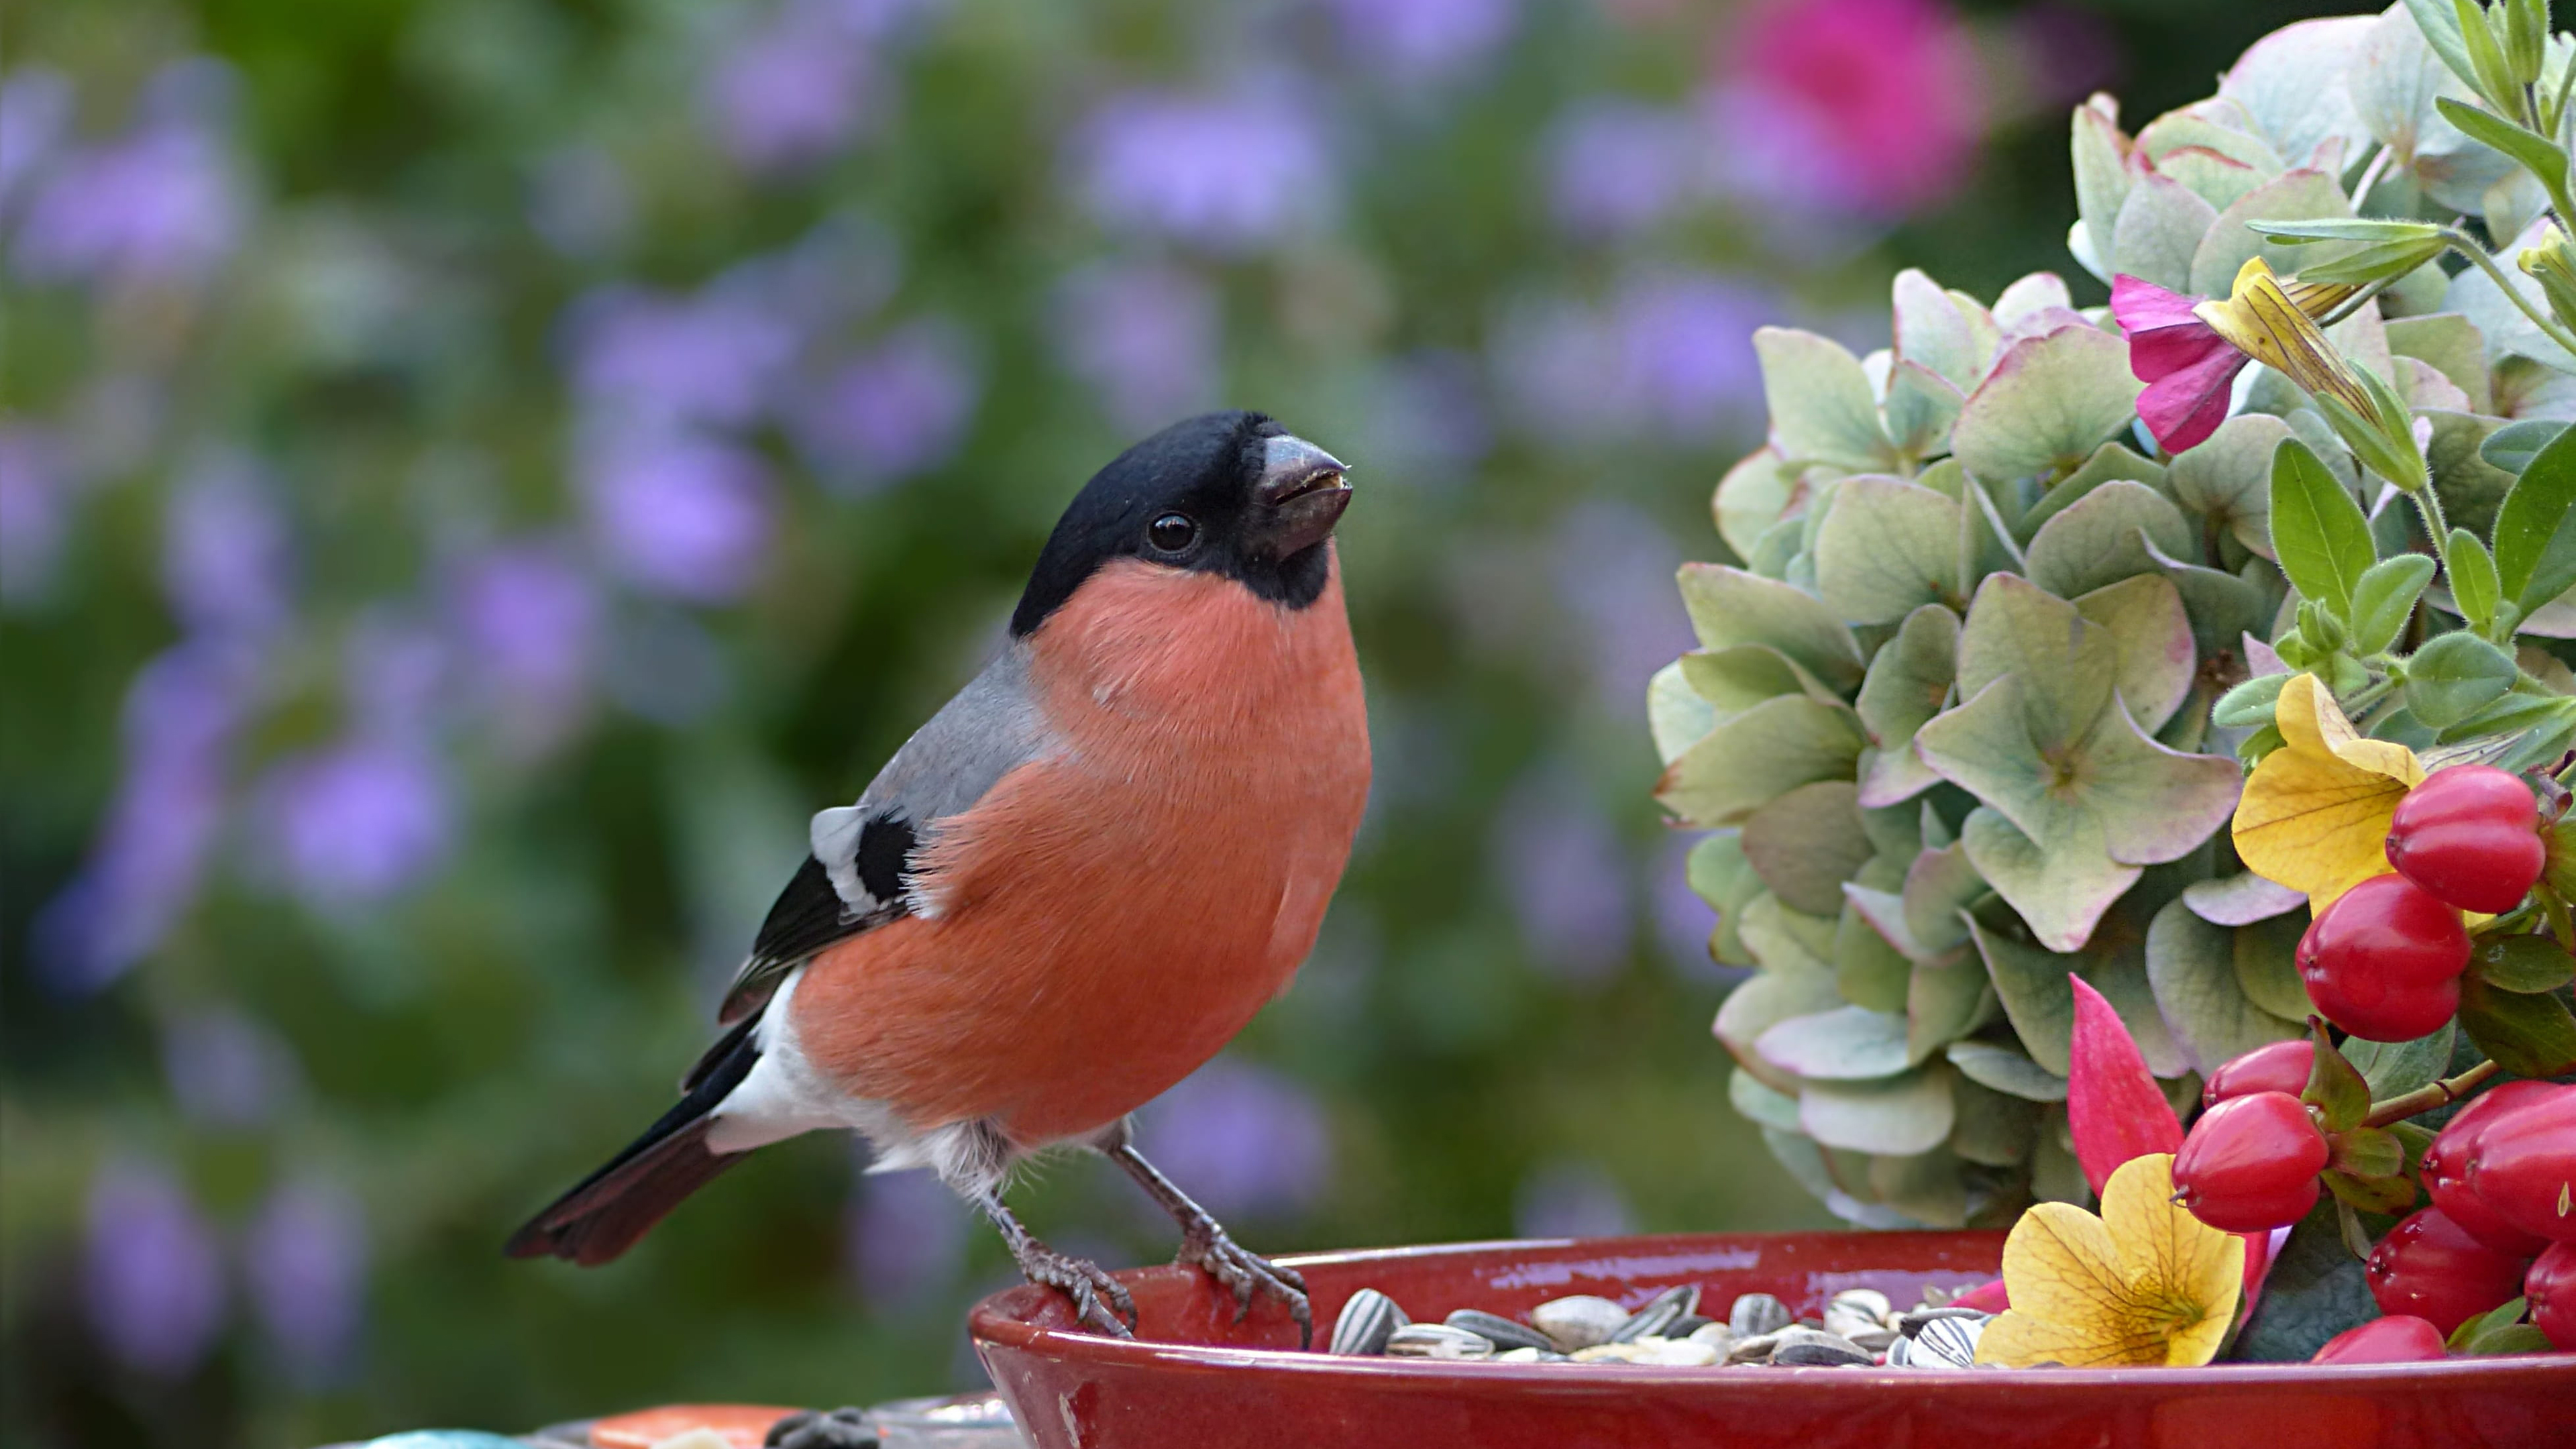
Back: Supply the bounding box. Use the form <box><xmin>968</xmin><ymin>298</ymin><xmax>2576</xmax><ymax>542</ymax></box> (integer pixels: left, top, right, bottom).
<box><xmin>506</xmin><ymin>1020</ymin><xmax>761</xmax><ymax>1266</ymax></box>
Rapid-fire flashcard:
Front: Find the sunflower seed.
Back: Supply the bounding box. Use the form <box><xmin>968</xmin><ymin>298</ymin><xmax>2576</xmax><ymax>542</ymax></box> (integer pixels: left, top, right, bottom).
<box><xmin>1770</xmin><ymin>1330</ymin><xmax>1874</xmax><ymax>1368</ymax></box>
<box><xmin>1664</xmin><ymin>1313</ymin><xmax>1713</xmax><ymax>1338</ymax></box>
<box><xmin>1829</xmin><ymin>1288</ymin><xmax>1892</xmax><ymax>1322</ymax></box>
<box><xmin>1529</xmin><ymin>1295</ymin><xmax>1628</xmax><ymax>1351</ymax></box>
<box><xmin>1843</xmin><ymin>1327</ymin><xmax>1898</xmax><ymax>1352</ymax></box>
<box><xmin>1442</xmin><ymin>1309</ymin><xmax>1557</xmax><ymax>1354</ymax></box>
<box><xmin>1490</xmin><ymin>1346</ymin><xmax>1568</xmax><ymax>1364</ymax></box>
<box><xmin>1727</xmin><ymin>1293</ymin><xmax>1792</xmax><ymax>1337</ymax></box>
<box><xmin>1387</xmin><ymin>1324</ymin><xmax>1494</xmax><ymax>1360</ymax></box>
<box><xmin>1724</xmin><ymin>1332</ymin><xmax>1782</xmax><ymax>1364</ymax></box>
<box><xmin>1684</xmin><ymin>1321</ymin><xmax>1738</xmax><ymax>1355</ymax></box>
<box><xmin>1886</xmin><ymin>1336</ymin><xmax>1914</xmax><ymax>1367</ymax></box>
<box><xmin>1609</xmin><ymin>1285</ymin><xmax>1700</xmax><ymax>1343</ymax></box>
<box><xmin>1897</xmin><ymin>1306</ymin><xmax>1990</xmax><ymax>1337</ymax></box>
<box><xmin>1910</xmin><ymin>1314</ymin><xmax>1984</xmax><ymax>1368</ymax></box>
<box><xmin>1629</xmin><ymin>1335</ymin><xmax>1721</xmax><ymax>1366</ymax></box>
<box><xmin>1328</xmin><ymin>1289</ymin><xmax>1409</xmax><ymax>1356</ymax></box>
<box><xmin>1570</xmin><ymin>1342</ymin><xmax>1643</xmax><ymax>1363</ymax></box>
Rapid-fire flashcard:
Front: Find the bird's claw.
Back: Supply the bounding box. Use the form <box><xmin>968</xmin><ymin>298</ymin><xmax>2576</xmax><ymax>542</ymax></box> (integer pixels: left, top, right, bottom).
<box><xmin>1016</xmin><ymin>1241</ymin><xmax>1137</xmax><ymax>1338</ymax></box>
<box><xmin>1179</xmin><ymin>1222</ymin><xmax>1311</xmax><ymax>1346</ymax></box>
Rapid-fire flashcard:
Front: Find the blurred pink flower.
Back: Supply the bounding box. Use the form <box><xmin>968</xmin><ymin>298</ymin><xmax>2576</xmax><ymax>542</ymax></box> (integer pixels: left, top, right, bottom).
<box><xmin>1721</xmin><ymin>0</ymin><xmax>1983</xmax><ymax>217</ymax></box>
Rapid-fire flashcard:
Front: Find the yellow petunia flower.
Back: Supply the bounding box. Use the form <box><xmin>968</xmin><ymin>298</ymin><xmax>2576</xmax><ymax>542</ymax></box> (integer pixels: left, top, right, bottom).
<box><xmin>2193</xmin><ymin>258</ymin><xmax>2371</xmax><ymax>423</ymax></box>
<box><xmin>1976</xmin><ymin>1154</ymin><xmax>2245</xmax><ymax>1368</ymax></box>
<box><xmin>2230</xmin><ymin>672</ymin><xmax>2423</xmax><ymax>914</ymax></box>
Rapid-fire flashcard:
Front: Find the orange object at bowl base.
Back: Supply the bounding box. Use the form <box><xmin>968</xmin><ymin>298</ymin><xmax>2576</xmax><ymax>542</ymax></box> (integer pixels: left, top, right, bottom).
<box><xmin>586</xmin><ymin>1404</ymin><xmax>802</xmax><ymax>1448</ymax></box>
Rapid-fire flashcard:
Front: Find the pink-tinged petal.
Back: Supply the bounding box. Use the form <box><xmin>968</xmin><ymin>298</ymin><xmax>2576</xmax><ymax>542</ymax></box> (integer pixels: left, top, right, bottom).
<box><xmin>2110</xmin><ymin>273</ymin><xmax>2206</xmax><ymax>334</ymax></box>
<box><xmin>2239</xmin><ymin>1222</ymin><xmax>2292</xmax><ymax>1318</ymax></box>
<box><xmin>2135</xmin><ymin>347</ymin><xmax>2247</xmax><ymax>453</ymax></box>
<box><xmin>1949</xmin><ymin>1277</ymin><xmax>2009</xmax><ymax>1312</ymax></box>
<box><xmin>2065</xmin><ymin>974</ymin><xmax>2184</xmax><ymax>1195</ymax></box>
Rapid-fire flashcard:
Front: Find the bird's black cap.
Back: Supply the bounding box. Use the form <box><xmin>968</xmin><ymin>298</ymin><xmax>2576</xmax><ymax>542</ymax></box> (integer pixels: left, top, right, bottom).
<box><xmin>1010</xmin><ymin>411</ymin><xmax>1350</xmax><ymax>637</ymax></box>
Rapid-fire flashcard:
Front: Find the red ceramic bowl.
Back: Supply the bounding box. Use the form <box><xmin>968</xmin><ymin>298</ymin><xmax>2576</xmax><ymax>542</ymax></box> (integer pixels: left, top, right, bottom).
<box><xmin>969</xmin><ymin>1231</ymin><xmax>2575</xmax><ymax>1449</ymax></box>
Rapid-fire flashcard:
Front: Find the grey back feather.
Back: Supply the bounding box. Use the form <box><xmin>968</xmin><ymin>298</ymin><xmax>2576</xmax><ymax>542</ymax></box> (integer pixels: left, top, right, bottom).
<box><xmin>712</xmin><ymin>641</ymin><xmax>1056</xmax><ymax>1026</ymax></box>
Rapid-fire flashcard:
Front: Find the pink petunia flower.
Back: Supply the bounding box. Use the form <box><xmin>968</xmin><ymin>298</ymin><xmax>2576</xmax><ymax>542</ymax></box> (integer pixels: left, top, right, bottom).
<box><xmin>2110</xmin><ymin>274</ymin><xmax>2245</xmax><ymax>455</ymax></box>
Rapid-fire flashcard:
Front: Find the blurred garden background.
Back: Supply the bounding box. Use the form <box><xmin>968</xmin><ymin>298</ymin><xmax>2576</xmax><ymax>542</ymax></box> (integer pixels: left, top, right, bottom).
<box><xmin>1</xmin><ymin>0</ymin><xmax>2362</xmax><ymax>1443</ymax></box>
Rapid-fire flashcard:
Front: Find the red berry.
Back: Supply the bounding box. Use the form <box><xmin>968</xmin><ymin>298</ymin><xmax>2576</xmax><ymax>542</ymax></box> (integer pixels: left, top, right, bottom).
<box><xmin>2310</xmin><ymin>1314</ymin><xmax>2449</xmax><ymax>1364</ymax></box>
<box><xmin>2423</xmin><ymin>1081</ymin><xmax>2563</xmax><ymax>1257</ymax></box>
<box><xmin>2461</xmin><ymin>1087</ymin><xmax>2576</xmax><ymax>1245</ymax></box>
<box><xmin>2174</xmin><ymin>1091</ymin><xmax>2329</xmax><ymax>1232</ymax></box>
<box><xmin>2385</xmin><ymin>765</ymin><xmax>2544</xmax><ymax>914</ymax></box>
<box><xmin>2527</xmin><ymin>1240</ymin><xmax>2576</xmax><ymax>1351</ymax></box>
<box><xmin>2365</xmin><ymin>1206</ymin><xmax>2534</xmax><ymax>1336</ymax></box>
<box><xmin>2296</xmin><ymin>874</ymin><xmax>2469</xmax><ymax>1041</ymax></box>
<box><xmin>2204</xmin><ymin>1039</ymin><xmax>2315</xmax><ymax>1107</ymax></box>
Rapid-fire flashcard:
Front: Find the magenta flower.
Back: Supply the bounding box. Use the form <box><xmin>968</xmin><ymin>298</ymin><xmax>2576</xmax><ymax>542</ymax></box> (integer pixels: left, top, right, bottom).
<box><xmin>1725</xmin><ymin>0</ymin><xmax>1984</xmax><ymax>217</ymax></box>
<box><xmin>2110</xmin><ymin>274</ymin><xmax>2245</xmax><ymax>455</ymax></box>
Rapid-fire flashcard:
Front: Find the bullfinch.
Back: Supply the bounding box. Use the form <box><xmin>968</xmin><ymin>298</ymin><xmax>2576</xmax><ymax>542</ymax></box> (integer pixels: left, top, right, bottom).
<box><xmin>507</xmin><ymin>411</ymin><xmax>1369</xmax><ymax>1339</ymax></box>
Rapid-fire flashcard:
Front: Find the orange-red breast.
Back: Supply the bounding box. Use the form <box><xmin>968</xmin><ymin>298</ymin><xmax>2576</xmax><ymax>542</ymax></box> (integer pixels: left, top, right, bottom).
<box><xmin>508</xmin><ymin>411</ymin><xmax>1369</xmax><ymax>1338</ymax></box>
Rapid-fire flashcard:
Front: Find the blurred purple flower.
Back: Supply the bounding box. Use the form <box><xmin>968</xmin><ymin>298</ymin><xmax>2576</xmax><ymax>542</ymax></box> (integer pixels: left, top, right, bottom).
<box><xmin>0</xmin><ymin>67</ymin><xmax>74</xmax><ymax>213</ymax></box>
<box><xmin>2011</xmin><ymin>5</ymin><xmax>2120</xmax><ymax>109</ymax></box>
<box><xmin>577</xmin><ymin>423</ymin><xmax>776</xmax><ymax>603</ymax></box>
<box><xmin>1360</xmin><ymin>351</ymin><xmax>1489</xmax><ymax>482</ymax></box>
<box><xmin>0</xmin><ymin>425</ymin><xmax>70</xmax><ymax>607</ymax></box>
<box><xmin>564</xmin><ymin>281</ymin><xmax>802</xmax><ymax>431</ymax></box>
<box><xmin>1323</xmin><ymin>0</ymin><xmax>1516</xmax><ymax>85</ymax></box>
<box><xmin>794</xmin><ymin>319</ymin><xmax>981</xmax><ymax>492</ymax></box>
<box><xmin>1073</xmin><ymin>88</ymin><xmax>1334</xmax><ymax>253</ymax></box>
<box><xmin>445</xmin><ymin>538</ymin><xmax>601</xmax><ymax>748</ymax></box>
<box><xmin>244</xmin><ymin>1177</ymin><xmax>369</xmax><ymax>1386</ymax></box>
<box><xmin>702</xmin><ymin>0</ymin><xmax>887</xmax><ymax>174</ymax></box>
<box><xmin>1052</xmin><ymin>260</ymin><xmax>1221</xmax><ymax>433</ymax></box>
<box><xmin>161</xmin><ymin>450</ymin><xmax>293</xmax><ymax>643</ymax></box>
<box><xmin>1554</xmin><ymin>499</ymin><xmax>1695</xmax><ymax>713</ymax></box>
<box><xmin>161</xmin><ymin>1006</ymin><xmax>301</xmax><ymax>1128</ymax></box>
<box><xmin>1543</xmin><ymin>101</ymin><xmax>1700</xmax><ymax>240</ymax></box>
<box><xmin>1491</xmin><ymin>766</ymin><xmax>1631</xmax><ymax>985</ymax></box>
<box><xmin>1133</xmin><ymin>1059</ymin><xmax>1332</xmax><ymax>1223</ymax></box>
<box><xmin>13</xmin><ymin>60</ymin><xmax>245</xmax><ymax>288</ymax></box>
<box><xmin>343</xmin><ymin>611</ymin><xmax>450</xmax><ymax>743</ymax></box>
<box><xmin>1513</xmin><ymin>1160</ymin><xmax>1635</xmax><ymax>1239</ymax></box>
<box><xmin>1493</xmin><ymin>272</ymin><xmax>1770</xmax><ymax>447</ymax></box>
<box><xmin>255</xmin><ymin>738</ymin><xmax>451</xmax><ymax>906</ymax></box>
<box><xmin>83</xmin><ymin>1157</ymin><xmax>226</xmax><ymax>1379</ymax></box>
<box><xmin>847</xmin><ymin>1157</ymin><xmax>969</xmax><ymax>1308</ymax></box>
<box><xmin>35</xmin><ymin>644</ymin><xmax>250</xmax><ymax>993</ymax></box>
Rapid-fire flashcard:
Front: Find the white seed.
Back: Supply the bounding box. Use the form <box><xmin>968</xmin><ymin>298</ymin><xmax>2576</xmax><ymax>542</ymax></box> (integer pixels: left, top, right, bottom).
<box><xmin>1685</xmin><ymin>1322</ymin><xmax>1739</xmax><ymax>1354</ymax></box>
<box><xmin>1728</xmin><ymin>1293</ymin><xmax>1792</xmax><ymax>1337</ymax></box>
<box><xmin>1630</xmin><ymin>1335</ymin><xmax>1721</xmax><ymax>1366</ymax></box>
<box><xmin>1530</xmin><ymin>1295</ymin><xmax>1628</xmax><ymax>1352</ymax></box>
<box><xmin>1386</xmin><ymin>1324</ymin><xmax>1494</xmax><ymax>1360</ymax></box>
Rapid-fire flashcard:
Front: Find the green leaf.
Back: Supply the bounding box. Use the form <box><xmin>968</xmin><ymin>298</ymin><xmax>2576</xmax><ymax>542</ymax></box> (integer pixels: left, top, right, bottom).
<box><xmin>1815</xmin><ymin>476</ymin><xmax>1962</xmax><ymax>625</ymax></box>
<box><xmin>1650</xmin><ymin>660</ymin><xmax>1718</xmax><ymax>765</ymax></box>
<box><xmin>2190</xmin><ymin>168</ymin><xmax>2361</xmax><ymax>299</ymax></box>
<box><xmin>1741</xmin><ymin>780</ymin><xmax>1874</xmax><ymax>918</ymax></box>
<box><xmin>1854</xmin><ymin>604</ymin><xmax>1960</xmax><ymax>808</ymax></box>
<box><xmin>1900</xmin><ymin>840</ymin><xmax>1984</xmax><ymax>961</ymax></box>
<box><xmin>2302</xmin><ymin>1021</ymin><xmax>2373</xmax><ymax>1134</ymax></box>
<box><xmin>2463</xmin><ymin>1322</ymin><xmax>2555</xmax><ymax>1356</ymax></box>
<box><xmin>1798</xmin><ymin>1067</ymin><xmax>1957</xmax><ymax>1155</ymax></box>
<box><xmin>1675</xmin><ymin>564</ymin><xmax>1867</xmax><ymax>689</ymax></box>
<box><xmin>2491</xmin><ymin>417</ymin><xmax>2576</xmax><ymax>613</ymax></box>
<box><xmin>1757</xmin><ymin>1004</ymin><xmax>1913</xmax><ymax>1081</ymax></box>
<box><xmin>2018</xmin><ymin>441</ymin><xmax>2166</xmax><ymax>545</ymax></box>
<box><xmin>1951</xmin><ymin>574</ymin><xmax>2117</xmax><ymax>754</ymax></box>
<box><xmin>2434</xmin><ymin>96</ymin><xmax>2571</xmax><ymax>192</ymax></box>
<box><xmin>1882</xmin><ymin>361</ymin><xmax>1966</xmax><ymax>462</ymax></box>
<box><xmin>2469</xmin><ymin>933</ymin><xmax>2576</xmax><ymax>992</ymax></box>
<box><xmin>2322</xmin><ymin>1166</ymin><xmax>2422</xmax><ymax>1214</ymax></box>
<box><xmin>2445</xmin><ymin>1296</ymin><xmax>2528</xmax><ymax>1351</ymax></box>
<box><xmin>1909</xmin><ymin>953</ymin><xmax>1994</xmax><ymax>1065</ymax></box>
<box><xmin>1715</xmin><ymin>968</ymin><xmax>1847</xmax><ymax>1094</ymax></box>
<box><xmin>2144</xmin><ymin>898</ymin><xmax>2306</xmax><ymax>1077</ymax></box>
<box><xmin>1952</xmin><ymin>804</ymin><xmax>2140</xmax><ymax>955</ymax></box>
<box><xmin>2447</xmin><ymin>529</ymin><xmax>2503</xmax><ymax>631</ymax></box>
<box><xmin>2025</xmin><ymin>480</ymin><xmax>2196</xmax><ymax>599</ymax></box>
<box><xmin>1967</xmin><ymin>916</ymin><xmax>2084</xmax><ymax>1077</ymax></box>
<box><xmin>1949</xmin><ymin>1073</ymin><xmax>2041</xmax><ymax>1166</ymax></box>
<box><xmin>2234</xmin><ymin>913</ymin><xmax>2314</xmax><ymax>1020</ymax></box>
<box><xmin>1655</xmin><ymin>695</ymin><xmax>1869</xmax><ymax>827</ymax></box>
<box><xmin>2402</xmin><ymin>0</ymin><xmax>2481</xmax><ymax>97</ymax></box>
<box><xmin>2269</xmin><ymin>437</ymin><xmax>2377</xmax><ymax>621</ymax></box>
<box><xmin>1678</xmin><ymin>644</ymin><xmax>1831</xmax><ymax>714</ymax></box>
<box><xmin>2170</xmin><ymin>415</ymin><xmax>2292</xmax><ymax>559</ymax></box>
<box><xmin>1729</xmin><ymin>1067</ymin><xmax>1804</xmax><ymax>1132</ymax></box>
<box><xmin>2349</xmin><ymin>553</ymin><xmax>2439</xmax><ymax>655</ymax></box>
<box><xmin>2110</xmin><ymin>173</ymin><xmax>2221</xmax><ymax>292</ymax></box>
<box><xmin>2327</xmin><ymin>1124</ymin><xmax>2406</xmax><ymax>1178</ymax></box>
<box><xmin>2457</xmin><ymin>973</ymin><xmax>2576</xmax><ymax>1075</ymax></box>
<box><xmin>2248</xmin><ymin>217</ymin><xmax>2449</xmax><ymax>244</ymax></box>
<box><xmin>2387</xmin><ymin>314</ymin><xmax>2494</xmax><ymax>414</ymax></box>
<box><xmin>2213</xmin><ymin>674</ymin><xmax>2290</xmax><ymax>729</ymax></box>
<box><xmin>2071</xmin><ymin>102</ymin><xmax>2134</xmax><ymax>284</ymax></box>
<box><xmin>1836</xmin><ymin>897</ymin><xmax>1915</xmax><ymax>1014</ymax></box>
<box><xmin>1945</xmin><ymin>1038</ymin><xmax>2068</xmax><ymax>1102</ymax></box>
<box><xmin>2073</xmin><ymin>574</ymin><xmax>2197</xmax><ymax>733</ymax></box>
<box><xmin>1754</xmin><ymin>327</ymin><xmax>1898</xmax><ymax>472</ymax></box>
<box><xmin>1893</xmin><ymin>268</ymin><xmax>1983</xmax><ymax>392</ymax></box>
<box><xmin>2343</xmin><ymin>1023</ymin><xmax>2459</xmax><ymax>1100</ymax></box>
<box><xmin>2232</xmin><ymin>1200</ymin><xmax>2378</xmax><ymax>1360</ymax></box>
<box><xmin>1951</xmin><ymin>327</ymin><xmax>2144</xmax><ymax>486</ymax></box>
<box><xmin>2481</xmin><ymin>419</ymin><xmax>2571</xmax><ymax>476</ymax></box>
<box><xmin>2404</xmin><ymin>630</ymin><xmax>2518</xmax><ymax>727</ymax></box>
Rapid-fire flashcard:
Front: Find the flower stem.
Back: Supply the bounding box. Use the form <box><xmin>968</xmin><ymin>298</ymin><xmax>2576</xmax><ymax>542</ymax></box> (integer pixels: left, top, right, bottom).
<box><xmin>2444</xmin><ymin>229</ymin><xmax>2576</xmax><ymax>358</ymax></box>
<box><xmin>2348</xmin><ymin>144</ymin><xmax>2394</xmax><ymax>211</ymax></box>
<box><xmin>2362</xmin><ymin>1059</ymin><xmax>2503</xmax><ymax>1128</ymax></box>
<box><xmin>2414</xmin><ymin>484</ymin><xmax>2452</xmax><ymax>576</ymax></box>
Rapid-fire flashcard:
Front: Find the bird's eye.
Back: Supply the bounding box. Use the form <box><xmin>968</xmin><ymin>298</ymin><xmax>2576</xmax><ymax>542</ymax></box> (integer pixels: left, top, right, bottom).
<box><xmin>1148</xmin><ymin>512</ymin><xmax>1198</xmax><ymax>552</ymax></box>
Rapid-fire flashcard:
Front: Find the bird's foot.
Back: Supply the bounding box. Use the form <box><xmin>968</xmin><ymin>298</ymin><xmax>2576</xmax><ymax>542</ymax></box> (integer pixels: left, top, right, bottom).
<box><xmin>1178</xmin><ymin>1220</ymin><xmax>1311</xmax><ymax>1344</ymax></box>
<box><xmin>1013</xmin><ymin>1238</ymin><xmax>1137</xmax><ymax>1338</ymax></box>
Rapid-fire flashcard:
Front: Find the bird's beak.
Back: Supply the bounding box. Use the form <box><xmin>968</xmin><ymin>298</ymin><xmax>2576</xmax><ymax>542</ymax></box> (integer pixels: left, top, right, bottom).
<box><xmin>1249</xmin><ymin>435</ymin><xmax>1352</xmax><ymax>559</ymax></box>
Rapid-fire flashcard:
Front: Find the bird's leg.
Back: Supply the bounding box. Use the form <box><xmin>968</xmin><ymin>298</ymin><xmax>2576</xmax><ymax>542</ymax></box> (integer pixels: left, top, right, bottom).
<box><xmin>972</xmin><ymin>1186</ymin><xmax>1136</xmax><ymax>1338</ymax></box>
<box><xmin>1100</xmin><ymin>1134</ymin><xmax>1311</xmax><ymax>1346</ymax></box>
